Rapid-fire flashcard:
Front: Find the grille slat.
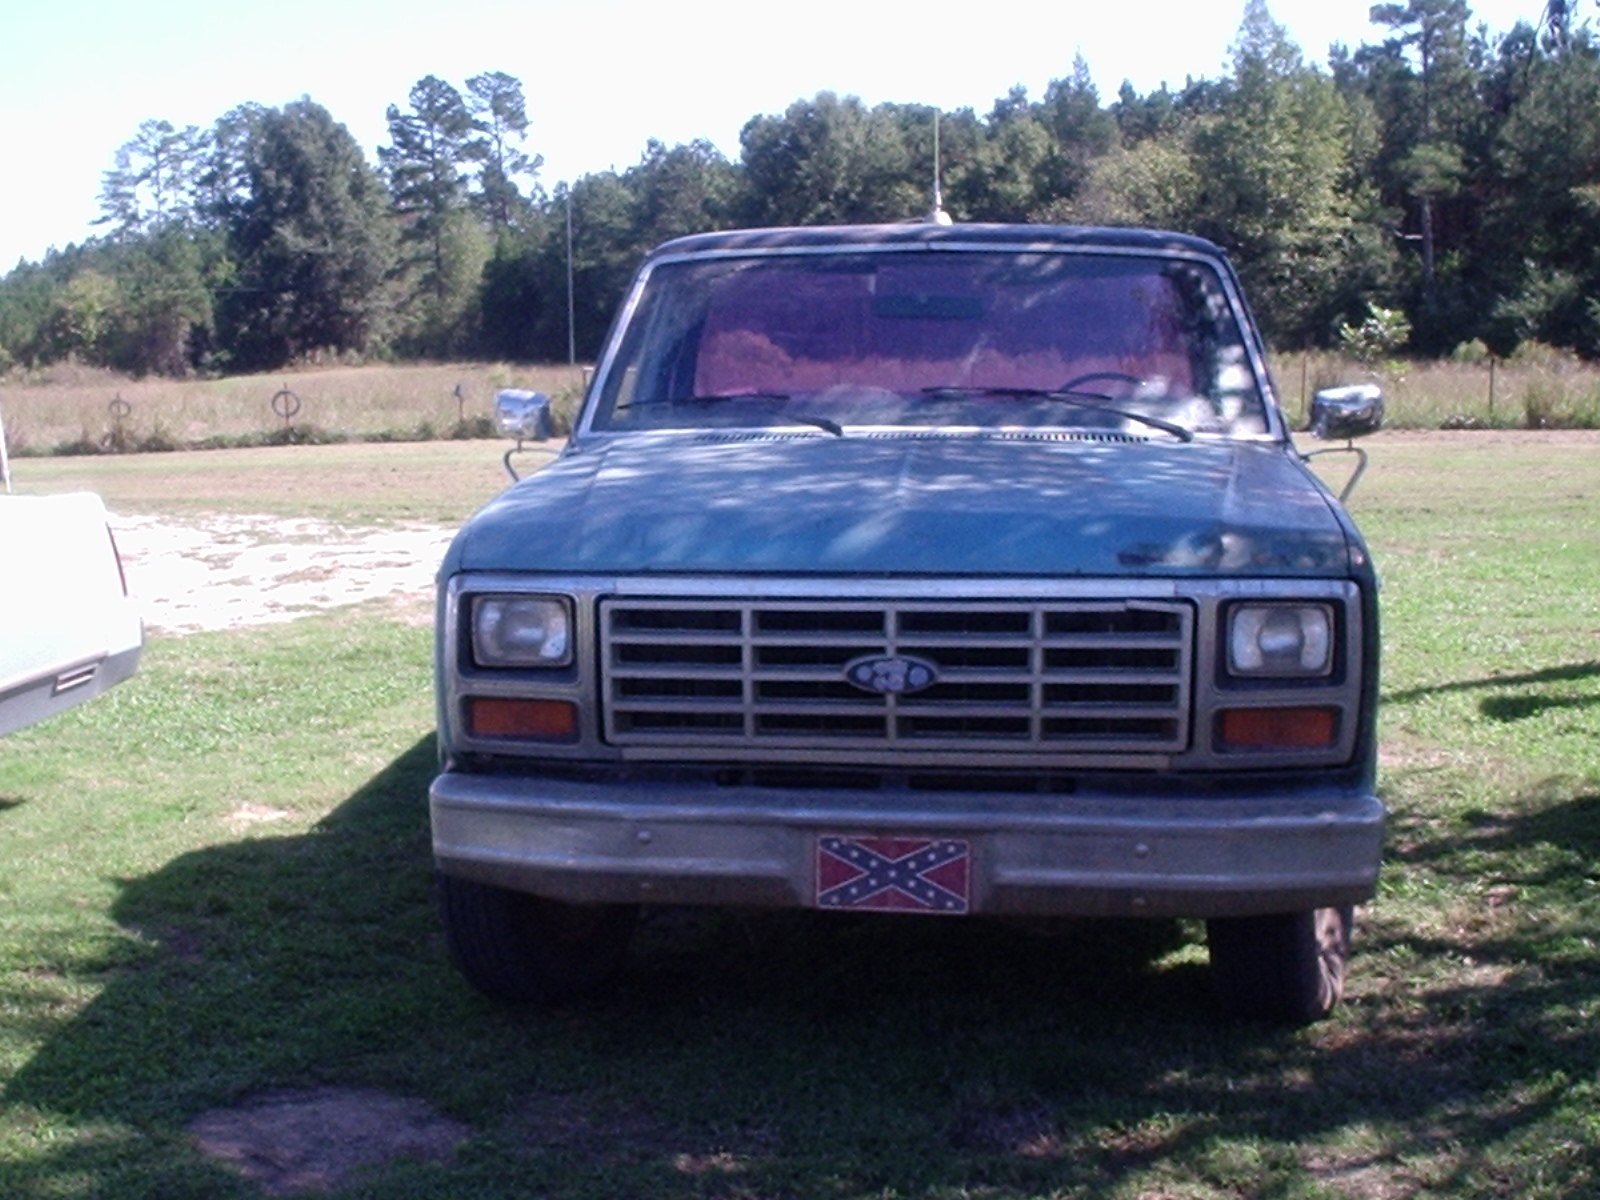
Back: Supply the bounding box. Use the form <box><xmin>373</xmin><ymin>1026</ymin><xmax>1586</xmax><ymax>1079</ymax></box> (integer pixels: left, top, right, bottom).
<box><xmin>601</xmin><ymin>599</ymin><xmax>1191</xmax><ymax>755</ymax></box>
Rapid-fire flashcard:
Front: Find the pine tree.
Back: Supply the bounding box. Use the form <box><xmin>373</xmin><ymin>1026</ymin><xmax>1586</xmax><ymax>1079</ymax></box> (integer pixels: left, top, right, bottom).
<box><xmin>381</xmin><ymin>76</ymin><xmax>484</xmax><ymax>353</ymax></box>
<box><xmin>97</xmin><ymin>119</ymin><xmax>208</xmax><ymax>238</ymax></box>
<box><xmin>465</xmin><ymin>71</ymin><xmax>543</xmax><ymax>233</ymax></box>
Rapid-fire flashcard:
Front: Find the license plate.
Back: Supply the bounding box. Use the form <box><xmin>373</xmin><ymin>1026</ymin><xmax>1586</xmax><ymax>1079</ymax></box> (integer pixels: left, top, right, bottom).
<box><xmin>814</xmin><ymin>835</ymin><xmax>971</xmax><ymax>914</ymax></box>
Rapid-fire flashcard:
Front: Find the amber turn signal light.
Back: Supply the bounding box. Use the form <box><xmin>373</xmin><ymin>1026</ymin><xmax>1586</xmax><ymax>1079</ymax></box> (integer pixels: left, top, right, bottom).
<box><xmin>467</xmin><ymin>697</ymin><xmax>578</xmax><ymax>741</ymax></box>
<box><xmin>1217</xmin><ymin>706</ymin><xmax>1338</xmax><ymax>750</ymax></box>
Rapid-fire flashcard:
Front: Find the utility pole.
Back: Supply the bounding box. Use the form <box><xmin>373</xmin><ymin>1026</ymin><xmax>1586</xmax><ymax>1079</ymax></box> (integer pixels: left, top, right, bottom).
<box><xmin>565</xmin><ymin>188</ymin><xmax>576</xmax><ymax>365</ymax></box>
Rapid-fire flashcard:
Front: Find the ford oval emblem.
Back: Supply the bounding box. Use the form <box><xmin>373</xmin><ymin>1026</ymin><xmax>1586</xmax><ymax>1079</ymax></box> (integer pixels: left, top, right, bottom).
<box><xmin>843</xmin><ymin>654</ymin><xmax>939</xmax><ymax>696</ymax></box>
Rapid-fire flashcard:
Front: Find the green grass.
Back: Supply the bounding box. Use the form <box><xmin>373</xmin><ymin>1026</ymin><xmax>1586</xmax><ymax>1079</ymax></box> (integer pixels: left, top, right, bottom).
<box><xmin>2</xmin><ymin>431</ymin><xmax>1599</xmax><ymax>1198</ymax></box>
<box><xmin>4</xmin><ymin>440</ymin><xmax>534</xmax><ymax>524</ymax></box>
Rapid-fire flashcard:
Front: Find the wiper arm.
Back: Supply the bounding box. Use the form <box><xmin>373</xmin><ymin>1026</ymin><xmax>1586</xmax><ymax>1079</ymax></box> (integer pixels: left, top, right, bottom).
<box><xmin>921</xmin><ymin>385</ymin><xmax>1194</xmax><ymax>443</ymax></box>
<box><xmin>787</xmin><ymin>414</ymin><xmax>844</xmax><ymax>437</ymax></box>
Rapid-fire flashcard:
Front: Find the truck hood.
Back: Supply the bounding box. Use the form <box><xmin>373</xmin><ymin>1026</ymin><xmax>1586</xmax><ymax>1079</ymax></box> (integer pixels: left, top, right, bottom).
<box><xmin>444</xmin><ymin>434</ymin><xmax>1358</xmax><ymax>578</ymax></box>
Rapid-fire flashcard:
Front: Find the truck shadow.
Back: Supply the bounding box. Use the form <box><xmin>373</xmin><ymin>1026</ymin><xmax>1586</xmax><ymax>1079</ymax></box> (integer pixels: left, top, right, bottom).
<box><xmin>9</xmin><ymin>740</ymin><xmax>1600</xmax><ymax>1197</ymax></box>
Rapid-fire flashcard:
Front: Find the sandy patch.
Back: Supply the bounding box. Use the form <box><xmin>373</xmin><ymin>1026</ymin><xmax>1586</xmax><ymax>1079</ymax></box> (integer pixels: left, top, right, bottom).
<box><xmin>110</xmin><ymin>513</ymin><xmax>456</xmax><ymax>635</ymax></box>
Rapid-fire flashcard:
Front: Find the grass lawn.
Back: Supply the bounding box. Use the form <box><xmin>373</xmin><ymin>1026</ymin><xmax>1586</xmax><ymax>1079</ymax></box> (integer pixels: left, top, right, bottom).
<box><xmin>5</xmin><ymin>439</ymin><xmax>537</xmax><ymax>525</ymax></box>
<box><xmin>2</xmin><ymin>431</ymin><xmax>1598</xmax><ymax>1198</ymax></box>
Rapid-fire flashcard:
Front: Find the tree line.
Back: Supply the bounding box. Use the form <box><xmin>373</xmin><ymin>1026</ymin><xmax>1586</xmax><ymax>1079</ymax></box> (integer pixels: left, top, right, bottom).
<box><xmin>1</xmin><ymin>0</ymin><xmax>1595</xmax><ymax>377</ymax></box>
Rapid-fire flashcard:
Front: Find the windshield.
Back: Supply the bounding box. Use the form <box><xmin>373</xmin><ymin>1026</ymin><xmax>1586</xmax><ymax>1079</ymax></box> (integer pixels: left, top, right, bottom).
<box><xmin>588</xmin><ymin>248</ymin><xmax>1274</xmax><ymax>439</ymax></box>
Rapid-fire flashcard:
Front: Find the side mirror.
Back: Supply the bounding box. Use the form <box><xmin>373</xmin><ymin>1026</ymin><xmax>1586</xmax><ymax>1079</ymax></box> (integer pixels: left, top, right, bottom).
<box><xmin>496</xmin><ymin>389</ymin><xmax>553</xmax><ymax>442</ymax></box>
<box><xmin>1309</xmin><ymin>384</ymin><xmax>1384</xmax><ymax>441</ymax></box>
<box><xmin>496</xmin><ymin>390</ymin><xmax>556</xmax><ymax>483</ymax></box>
<box><xmin>1303</xmin><ymin>385</ymin><xmax>1382</xmax><ymax>503</ymax></box>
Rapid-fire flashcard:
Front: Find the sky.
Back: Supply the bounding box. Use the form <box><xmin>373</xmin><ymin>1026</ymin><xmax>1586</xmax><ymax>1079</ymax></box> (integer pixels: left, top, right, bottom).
<box><xmin>0</xmin><ymin>0</ymin><xmax>1553</xmax><ymax>270</ymax></box>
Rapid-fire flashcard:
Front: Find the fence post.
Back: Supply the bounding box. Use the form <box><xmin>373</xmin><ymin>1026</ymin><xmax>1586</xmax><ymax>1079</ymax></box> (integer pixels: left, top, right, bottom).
<box><xmin>1300</xmin><ymin>355</ymin><xmax>1309</xmax><ymax>425</ymax></box>
<box><xmin>1488</xmin><ymin>357</ymin><xmax>1496</xmax><ymax>424</ymax></box>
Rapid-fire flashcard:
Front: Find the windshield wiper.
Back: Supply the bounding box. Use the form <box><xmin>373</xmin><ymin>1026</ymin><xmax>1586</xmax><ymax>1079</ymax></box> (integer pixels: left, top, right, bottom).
<box><xmin>616</xmin><ymin>391</ymin><xmax>791</xmax><ymax>410</ymax></box>
<box><xmin>920</xmin><ymin>385</ymin><xmax>1194</xmax><ymax>443</ymax></box>
<box><xmin>615</xmin><ymin>393</ymin><xmax>843</xmax><ymax>437</ymax></box>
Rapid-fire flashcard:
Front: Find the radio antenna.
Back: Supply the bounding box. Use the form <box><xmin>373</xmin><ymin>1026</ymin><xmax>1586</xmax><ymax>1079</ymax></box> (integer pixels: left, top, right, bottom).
<box><xmin>929</xmin><ymin>109</ymin><xmax>952</xmax><ymax>225</ymax></box>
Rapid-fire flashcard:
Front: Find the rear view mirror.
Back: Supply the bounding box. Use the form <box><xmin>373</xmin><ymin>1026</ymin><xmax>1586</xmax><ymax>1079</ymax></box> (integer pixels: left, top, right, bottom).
<box><xmin>1310</xmin><ymin>384</ymin><xmax>1384</xmax><ymax>442</ymax></box>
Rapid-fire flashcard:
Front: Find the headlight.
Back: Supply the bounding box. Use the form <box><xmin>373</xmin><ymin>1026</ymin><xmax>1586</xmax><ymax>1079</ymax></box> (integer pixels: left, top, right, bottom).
<box><xmin>471</xmin><ymin>596</ymin><xmax>573</xmax><ymax>667</ymax></box>
<box><xmin>1227</xmin><ymin>603</ymin><xmax>1333</xmax><ymax>677</ymax></box>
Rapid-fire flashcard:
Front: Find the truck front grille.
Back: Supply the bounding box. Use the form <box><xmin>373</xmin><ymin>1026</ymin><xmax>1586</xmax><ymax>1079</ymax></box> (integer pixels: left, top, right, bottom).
<box><xmin>600</xmin><ymin>599</ymin><xmax>1192</xmax><ymax>755</ymax></box>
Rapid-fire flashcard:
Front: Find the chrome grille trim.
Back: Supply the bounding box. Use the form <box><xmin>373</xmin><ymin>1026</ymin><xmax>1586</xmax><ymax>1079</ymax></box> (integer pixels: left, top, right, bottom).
<box><xmin>601</xmin><ymin>598</ymin><xmax>1192</xmax><ymax>753</ymax></box>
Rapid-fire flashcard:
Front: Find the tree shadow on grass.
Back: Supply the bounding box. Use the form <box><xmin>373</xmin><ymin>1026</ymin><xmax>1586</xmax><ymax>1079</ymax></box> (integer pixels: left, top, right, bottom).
<box><xmin>1388</xmin><ymin>783</ymin><xmax>1600</xmax><ymax>874</ymax></box>
<box><xmin>1384</xmin><ymin>658</ymin><xmax>1600</xmax><ymax>711</ymax></box>
<box><xmin>9</xmin><ymin>751</ymin><xmax>1600</xmax><ymax>1197</ymax></box>
<box><xmin>1481</xmin><ymin>691</ymin><xmax>1600</xmax><ymax>721</ymax></box>
<box><xmin>1357</xmin><ymin>778</ymin><xmax>1600</xmax><ymax>1188</ymax></box>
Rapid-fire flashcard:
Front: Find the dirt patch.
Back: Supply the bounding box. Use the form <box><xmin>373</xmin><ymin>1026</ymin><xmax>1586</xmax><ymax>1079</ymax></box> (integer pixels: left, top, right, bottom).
<box><xmin>189</xmin><ymin>1087</ymin><xmax>773</xmax><ymax>1192</ymax></box>
<box><xmin>1302</xmin><ymin>1148</ymin><xmax>1427</xmax><ymax>1200</ymax></box>
<box><xmin>500</xmin><ymin>1092</ymin><xmax>686</xmax><ymax>1163</ymax></box>
<box><xmin>499</xmin><ymin>1091</ymin><xmax>773</xmax><ymax>1175</ymax></box>
<box><xmin>224</xmin><ymin>801</ymin><xmax>293</xmax><ymax>831</ymax></box>
<box><xmin>110</xmin><ymin>512</ymin><xmax>455</xmax><ymax>635</ymax></box>
<box><xmin>188</xmin><ymin>1088</ymin><xmax>470</xmax><ymax>1195</ymax></box>
<box><xmin>947</xmin><ymin>1101</ymin><xmax>1062</xmax><ymax>1158</ymax></box>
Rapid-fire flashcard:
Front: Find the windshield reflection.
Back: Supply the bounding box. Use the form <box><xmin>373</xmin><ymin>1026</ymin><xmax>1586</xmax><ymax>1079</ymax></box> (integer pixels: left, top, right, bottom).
<box><xmin>590</xmin><ymin>250</ymin><xmax>1270</xmax><ymax>439</ymax></box>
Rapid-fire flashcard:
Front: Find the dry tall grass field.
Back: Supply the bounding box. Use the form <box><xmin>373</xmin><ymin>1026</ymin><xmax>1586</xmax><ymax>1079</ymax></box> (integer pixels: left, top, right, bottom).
<box><xmin>1277</xmin><ymin>348</ymin><xmax>1600</xmax><ymax>429</ymax></box>
<box><xmin>3</xmin><ymin>352</ymin><xmax>1599</xmax><ymax>460</ymax></box>
<box><xmin>0</xmin><ymin>362</ymin><xmax>588</xmax><ymax>454</ymax></box>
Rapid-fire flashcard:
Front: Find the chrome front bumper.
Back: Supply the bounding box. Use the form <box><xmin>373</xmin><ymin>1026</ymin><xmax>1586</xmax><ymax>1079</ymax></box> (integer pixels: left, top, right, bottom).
<box><xmin>430</xmin><ymin>771</ymin><xmax>1384</xmax><ymax>919</ymax></box>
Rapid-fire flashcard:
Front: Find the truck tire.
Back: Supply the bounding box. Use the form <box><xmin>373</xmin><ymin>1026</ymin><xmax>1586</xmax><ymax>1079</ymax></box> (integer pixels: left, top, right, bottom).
<box><xmin>436</xmin><ymin>873</ymin><xmax>638</xmax><ymax>1004</ymax></box>
<box><xmin>1206</xmin><ymin>905</ymin><xmax>1353</xmax><ymax>1025</ymax></box>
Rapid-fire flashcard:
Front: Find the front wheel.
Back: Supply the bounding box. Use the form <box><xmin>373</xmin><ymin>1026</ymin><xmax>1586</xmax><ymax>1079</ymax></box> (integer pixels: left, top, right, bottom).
<box><xmin>1206</xmin><ymin>906</ymin><xmax>1353</xmax><ymax>1025</ymax></box>
<box><xmin>436</xmin><ymin>873</ymin><xmax>639</xmax><ymax>1004</ymax></box>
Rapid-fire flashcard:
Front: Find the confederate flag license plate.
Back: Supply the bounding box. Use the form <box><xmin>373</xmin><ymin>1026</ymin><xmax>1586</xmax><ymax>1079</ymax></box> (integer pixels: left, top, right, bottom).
<box><xmin>814</xmin><ymin>835</ymin><xmax>972</xmax><ymax>914</ymax></box>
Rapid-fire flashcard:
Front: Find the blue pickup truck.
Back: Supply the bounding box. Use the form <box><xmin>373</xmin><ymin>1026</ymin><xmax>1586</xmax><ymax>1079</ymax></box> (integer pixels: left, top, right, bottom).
<box><xmin>429</xmin><ymin>223</ymin><xmax>1385</xmax><ymax>1024</ymax></box>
